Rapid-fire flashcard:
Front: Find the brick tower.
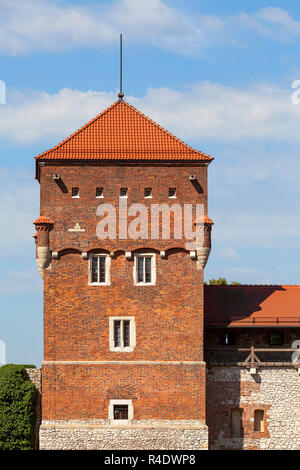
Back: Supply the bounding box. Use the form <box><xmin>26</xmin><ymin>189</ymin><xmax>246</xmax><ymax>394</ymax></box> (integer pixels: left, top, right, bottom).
<box><xmin>34</xmin><ymin>97</ymin><xmax>214</xmax><ymax>450</ymax></box>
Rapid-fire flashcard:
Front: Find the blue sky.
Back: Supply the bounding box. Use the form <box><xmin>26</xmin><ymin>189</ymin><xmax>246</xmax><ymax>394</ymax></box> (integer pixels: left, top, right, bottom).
<box><xmin>0</xmin><ymin>0</ymin><xmax>300</xmax><ymax>366</ymax></box>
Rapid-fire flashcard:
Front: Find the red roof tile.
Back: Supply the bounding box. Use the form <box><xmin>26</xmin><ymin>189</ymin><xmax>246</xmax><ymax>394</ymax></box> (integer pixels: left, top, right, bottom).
<box><xmin>33</xmin><ymin>216</ymin><xmax>53</xmax><ymax>225</ymax></box>
<box><xmin>35</xmin><ymin>100</ymin><xmax>213</xmax><ymax>162</ymax></box>
<box><xmin>194</xmin><ymin>215</ymin><xmax>214</xmax><ymax>225</ymax></box>
<box><xmin>205</xmin><ymin>285</ymin><xmax>300</xmax><ymax>327</ymax></box>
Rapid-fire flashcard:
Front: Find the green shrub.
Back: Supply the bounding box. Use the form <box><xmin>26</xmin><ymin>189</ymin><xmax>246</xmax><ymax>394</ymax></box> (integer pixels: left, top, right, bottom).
<box><xmin>0</xmin><ymin>364</ymin><xmax>36</xmax><ymax>450</ymax></box>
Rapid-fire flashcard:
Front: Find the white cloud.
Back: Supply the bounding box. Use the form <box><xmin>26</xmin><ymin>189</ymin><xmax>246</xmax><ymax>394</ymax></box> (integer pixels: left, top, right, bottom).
<box><xmin>1</xmin><ymin>88</ymin><xmax>114</xmax><ymax>145</ymax></box>
<box><xmin>2</xmin><ymin>81</ymin><xmax>300</xmax><ymax>146</ymax></box>
<box><xmin>2</xmin><ymin>1</ymin><xmax>300</xmax><ymax>56</ymax></box>
<box><xmin>0</xmin><ymin>0</ymin><xmax>227</xmax><ymax>56</ymax></box>
<box><xmin>0</xmin><ymin>168</ymin><xmax>39</xmax><ymax>254</ymax></box>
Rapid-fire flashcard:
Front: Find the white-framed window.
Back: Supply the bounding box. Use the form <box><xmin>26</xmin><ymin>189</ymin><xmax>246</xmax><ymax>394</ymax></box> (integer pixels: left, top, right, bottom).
<box><xmin>168</xmin><ymin>188</ymin><xmax>176</xmax><ymax>198</ymax></box>
<box><xmin>120</xmin><ymin>187</ymin><xmax>128</xmax><ymax>198</ymax></box>
<box><xmin>72</xmin><ymin>187</ymin><xmax>80</xmax><ymax>198</ymax></box>
<box><xmin>109</xmin><ymin>316</ymin><xmax>136</xmax><ymax>352</ymax></box>
<box><xmin>88</xmin><ymin>254</ymin><xmax>110</xmax><ymax>285</ymax></box>
<box><xmin>108</xmin><ymin>399</ymin><xmax>134</xmax><ymax>425</ymax></box>
<box><xmin>96</xmin><ymin>187</ymin><xmax>104</xmax><ymax>198</ymax></box>
<box><xmin>144</xmin><ymin>188</ymin><xmax>152</xmax><ymax>198</ymax></box>
<box><xmin>133</xmin><ymin>253</ymin><xmax>156</xmax><ymax>286</ymax></box>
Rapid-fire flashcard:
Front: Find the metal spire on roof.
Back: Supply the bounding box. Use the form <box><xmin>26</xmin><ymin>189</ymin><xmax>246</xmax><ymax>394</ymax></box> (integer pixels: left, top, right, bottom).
<box><xmin>118</xmin><ymin>34</ymin><xmax>124</xmax><ymax>101</ymax></box>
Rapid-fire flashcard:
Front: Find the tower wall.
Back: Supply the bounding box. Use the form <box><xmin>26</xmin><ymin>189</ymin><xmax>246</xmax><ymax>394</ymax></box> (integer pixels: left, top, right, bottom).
<box><xmin>39</xmin><ymin>162</ymin><xmax>209</xmax><ymax>449</ymax></box>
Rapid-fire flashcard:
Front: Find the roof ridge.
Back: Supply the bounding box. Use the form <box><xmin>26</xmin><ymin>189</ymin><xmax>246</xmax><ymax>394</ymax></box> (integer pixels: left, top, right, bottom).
<box><xmin>35</xmin><ymin>100</ymin><xmax>213</xmax><ymax>161</ymax></box>
<box><xmin>35</xmin><ymin>100</ymin><xmax>120</xmax><ymax>160</ymax></box>
<box><xmin>121</xmin><ymin>101</ymin><xmax>211</xmax><ymax>159</ymax></box>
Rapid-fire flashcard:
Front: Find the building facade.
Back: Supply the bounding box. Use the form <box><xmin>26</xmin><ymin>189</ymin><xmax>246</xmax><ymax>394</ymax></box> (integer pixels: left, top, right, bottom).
<box><xmin>33</xmin><ymin>98</ymin><xmax>300</xmax><ymax>450</ymax></box>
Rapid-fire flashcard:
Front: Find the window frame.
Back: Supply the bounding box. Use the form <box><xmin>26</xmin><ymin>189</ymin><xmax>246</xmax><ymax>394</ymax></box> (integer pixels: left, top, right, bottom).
<box><xmin>223</xmin><ymin>331</ymin><xmax>236</xmax><ymax>346</ymax></box>
<box><xmin>88</xmin><ymin>253</ymin><xmax>111</xmax><ymax>286</ymax></box>
<box><xmin>71</xmin><ymin>187</ymin><xmax>80</xmax><ymax>198</ymax></box>
<box><xmin>254</xmin><ymin>409</ymin><xmax>265</xmax><ymax>433</ymax></box>
<box><xmin>109</xmin><ymin>316</ymin><xmax>136</xmax><ymax>352</ymax></box>
<box><xmin>168</xmin><ymin>188</ymin><xmax>177</xmax><ymax>199</ymax></box>
<box><xmin>268</xmin><ymin>330</ymin><xmax>284</xmax><ymax>346</ymax></box>
<box><xmin>120</xmin><ymin>187</ymin><xmax>128</xmax><ymax>198</ymax></box>
<box><xmin>96</xmin><ymin>187</ymin><xmax>104</xmax><ymax>198</ymax></box>
<box><xmin>108</xmin><ymin>399</ymin><xmax>133</xmax><ymax>425</ymax></box>
<box><xmin>133</xmin><ymin>253</ymin><xmax>156</xmax><ymax>286</ymax></box>
<box><xmin>144</xmin><ymin>188</ymin><xmax>152</xmax><ymax>198</ymax></box>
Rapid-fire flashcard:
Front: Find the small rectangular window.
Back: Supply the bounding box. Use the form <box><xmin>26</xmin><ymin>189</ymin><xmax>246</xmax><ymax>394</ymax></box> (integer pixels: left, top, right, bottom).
<box><xmin>113</xmin><ymin>405</ymin><xmax>128</xmax><ymax>420</ymax></box>
<box><xmin>144</xmin><ymin>188</ymin><xmax>152</xmax><ymax>198</ymax></box>
<box><xmin>232</xmin><ymin>408</ymin><xmax>243</xmax><ymax>438</ymax></box>
<box><xmin>135</xmin><ymin>255</ymin><xmax>155</xmax><ymax>285</ymax></box>
<box><xmin>223</xmin><ymin>331</ymin><xmax>235</xmax><ymax>346</ymax></box>
<box><xmin>72</xmin><ymin>187</ymin><xmax>79</xmax><ymax>198</ymax></box>
<box><xmin>254</xmin><ymin>410</ymin><xmax>265</xmax><ymax>432</ymax></box>
<box><xmin>89</xmin><ymin>255</ymin><xmax>110</xmax><ymax>285</ymax></box>
<box><xmin>120</xmin><ymin>188</ymin><xmax>128</xmax><ymax>197</ymax></box>
<box><xmin>109</xmin><ymin>317</ymin><xmax>136</xmax><ymax>352</ymax></box>
<box><xmin>168</xmin><ymin>188</ymin><xmax>176</xmax><ymax>198</ymax></box>
<box><xmin>109</xmin><ymin>400</ymin><xmax>133</xmax><ymax>423</ymax></box>
<box><xmin>114</xmin><ymin>320</ymin><xmax>121</xmax><ymax>348</ymax></box>
<box><xmin>269</xmin><ymin>331</ymin><xmax>283</xmax><ymax>346</ymax></box>
<box><xmin>96</xmin><ymin>187</ymin><xmax>103</xmax><ymax>198</ymax></box>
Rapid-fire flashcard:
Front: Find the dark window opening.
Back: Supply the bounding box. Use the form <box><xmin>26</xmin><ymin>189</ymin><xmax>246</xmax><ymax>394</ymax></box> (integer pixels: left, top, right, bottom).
<box><xmin>96</xmin><ymin>187</ymin><xmax>103</xmax><ymax>197</ymax></box>
<box><xmin>231</xmin><ymin>408</ymin><xmax>243</xmax><ymax>438</ymax></box>
<box><xmin>223</xmin><ymin>331</ymin><xmax>235</xmax><ymax>346</ymax></box>
<box><xmin>114</xmin><ymin>320</ymin><xmax>121</xmax><ymax>348</ymax></box>
<box><xmin>144</xmin><ymin>188</ymin><xmax>152</xmax><ymax>197</ymax></box>
<box><xmin>254</xmin><ymin>410</ymin><xmax>265</xmax><ymax>432</ymax></box>
<box><xmin>137</xmin><ymin>256</ymin><xmax>152</xmax><ymax>283</ymax></box>
<box><xmin>113</xmin><ymin>319</ymin><xmax>131</xmax><ymax>348</ymax></box>
<box><xmin>123</xmin><ymin>320</ymin><xmax>130</xmax><ymax>348</ymax></box>
<box><xmin>72</xmin><ymin>187</ymin><xmax>79</xmax><ymax>197</ymax></box>
<box><xmin>90</xmin><ymin>255</ymin><xmax>107</xmax><ymax>283</ymax></box>
<box><xmin>269</xmin><ymin>331</ymin><xmax>283</xmax><ymax>346</ymax></box>
<box><xmin>120</xmin><ymin>188</ymin><xmax>128</xmax><ymax>197</ymax></box>
<box><xmin>168</xmin><ymin>188</ymin><xmax>176</xmax><ymax>198</ymax></box>
<box><xmin>113</xmin><ymin>405</ymin><xmax>128</xmax><ymax>420</ymax></box>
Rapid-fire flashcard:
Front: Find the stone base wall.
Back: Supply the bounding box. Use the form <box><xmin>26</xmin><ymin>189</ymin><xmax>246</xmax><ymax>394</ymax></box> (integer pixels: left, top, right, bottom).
<box><xmin>39</xmin><ymin>420</ymin><xmax>208</xmax><ymax>450</ymax></box>
<box><xmin>207</xmin><ymin>367</ymin><xmax>300</xmax><ymax>450</ymax></box>
<box><xmin>25</xmin><ymin>368</ymin><xmax>42</xmax><ymax>450</ymax></box>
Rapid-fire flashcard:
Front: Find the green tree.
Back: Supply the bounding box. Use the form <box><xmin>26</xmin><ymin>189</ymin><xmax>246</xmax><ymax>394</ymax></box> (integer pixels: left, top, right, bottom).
<box><xmin>0</xmin><ymin>364</ymin><xmax>36</xmax><ymax>450</ymax></box>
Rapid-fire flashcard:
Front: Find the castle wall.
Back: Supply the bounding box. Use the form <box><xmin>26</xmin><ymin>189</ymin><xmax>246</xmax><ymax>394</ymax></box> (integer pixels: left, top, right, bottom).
<box><xmin>25</xmin><ymin>368</ymin><xmax>42</xmax><ymax>450</ymax></box>
<box><xmin>39</xmin><ymin>420</ymin><xmax>208</xmax><ymax>450</ymax></box>
<box><xmin>39</xmin><ymin>162</ymin><xmax>208</xmax><ymax>449</ymax></box>
<box><xmin>206</xmin><ymin>367</ymin><xmax>300</xmax><ymax>450</ymax></box>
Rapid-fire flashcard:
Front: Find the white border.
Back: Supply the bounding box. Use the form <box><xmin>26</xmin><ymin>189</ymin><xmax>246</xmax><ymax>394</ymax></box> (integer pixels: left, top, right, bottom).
<box><xmin>88</xmin><ymin>254</ymin><xmax>111</xmax><ymax>286</ymax></box>
<box><xmin>133</xmin><ymin>253</ymin><xmax>156</xmax><ymax>286</ymax></box>
<box><xmin>109</xmin><ymin>316</ymin><xmax>136</xmax><ymax>352</ymax></box>
<box><xmin>108</xmin><ymin>399</ymin><xmax>133</xmax><ymax>425</ymax></box>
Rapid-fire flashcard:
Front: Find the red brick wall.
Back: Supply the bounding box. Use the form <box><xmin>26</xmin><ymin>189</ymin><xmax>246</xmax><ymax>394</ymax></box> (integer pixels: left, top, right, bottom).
<box><xmin>39</xmin><ymin>163</ymin><xmax>207</xmax><ymax>252</ymax></box>
<box><xmin>39</xmin><ymin>162</ymin><xmax>207</xmax><ymax>422</ymax></box>
<box><xmin>42</xmin><ymin>363</ymin><xmax>206</xmax><ymax>421</ymax></box>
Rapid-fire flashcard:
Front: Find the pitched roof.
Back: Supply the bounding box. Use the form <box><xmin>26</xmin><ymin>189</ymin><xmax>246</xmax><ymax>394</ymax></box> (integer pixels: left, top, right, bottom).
<box><xmin>205</xmin><ymin>285</ymin><xmax>300</xmax><ymax>327</ymax></box>
<box><xmin>33</xmin><ymin>216</ymin><xmax>54</xmax><ymax>225</ymax></box>
<box><xmin>35</xmin><ymin>100</ymin><xmax>213</xmax><ymax>163</ymax></box>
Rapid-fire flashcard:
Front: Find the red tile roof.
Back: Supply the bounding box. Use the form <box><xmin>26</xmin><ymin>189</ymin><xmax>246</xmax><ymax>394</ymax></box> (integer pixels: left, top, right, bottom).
<box><xmin>35</xmin><ymin>100</ymin><xmax>213</xmax><ymax>163</ymax></box>
<box><xmin>205</xmin><ymin>285</ymin><xmax>300</xmax><ymax>327</ymax></box>
<box><xmin>33</xmin><ymin>216</ymin><xmax>53</xmax><ymax>225</ymax></box>
<box><xmin>194</xmin><ymin>215</ymin><xmax>214</xmax><ymax>225</ymax></box>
